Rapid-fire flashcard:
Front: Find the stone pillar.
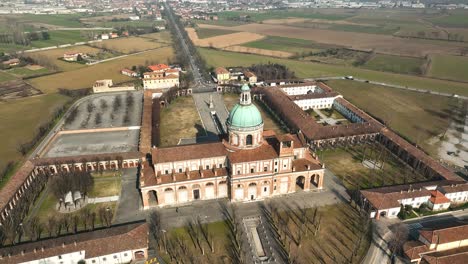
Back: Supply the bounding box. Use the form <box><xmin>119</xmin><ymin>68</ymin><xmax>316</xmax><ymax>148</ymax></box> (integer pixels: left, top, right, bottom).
<box><xmin>318</xmin><ymin>173</ymin><xmax>324</xmax><ymax>189</ymax></box>
<box><xmin>142</xmin><ymin>191</ymin><xmax>150</xmax><ymax>209</ymax></box>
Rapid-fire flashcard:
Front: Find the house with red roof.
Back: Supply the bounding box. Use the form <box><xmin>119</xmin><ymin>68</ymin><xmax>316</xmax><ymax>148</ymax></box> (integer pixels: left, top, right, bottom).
<box><xmin>404</xmin><ymin>222</ymin><xmax>468</xmax><ymax>263</ymax></box>
<box><xmin>428</xmin><ymin>190</ymin><xmax>451</xmax><ymax>211</ymax></box>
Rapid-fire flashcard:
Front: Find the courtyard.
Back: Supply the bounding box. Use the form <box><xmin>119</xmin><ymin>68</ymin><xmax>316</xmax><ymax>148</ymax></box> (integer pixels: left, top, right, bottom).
<box><xmin>42</xmin><ymin>130</ymin><xmax>140</xmax><ymax>158</ymax></box>
<box><xmin>321</xmin><ymin>143</ymin><xmax>432</xmax><ymax>190</ymax></box>
<box><xmin>63</xmin><ymin>91</ymin><xmax>143</xmax><ymax>130</ymax></box>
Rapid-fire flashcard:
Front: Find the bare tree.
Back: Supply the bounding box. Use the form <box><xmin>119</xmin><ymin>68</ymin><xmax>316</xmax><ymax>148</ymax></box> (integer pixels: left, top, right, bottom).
<box><xmin>388</xmin><ymin>223</ymin><xmax>409</xmax><ymax>258</ymax></box>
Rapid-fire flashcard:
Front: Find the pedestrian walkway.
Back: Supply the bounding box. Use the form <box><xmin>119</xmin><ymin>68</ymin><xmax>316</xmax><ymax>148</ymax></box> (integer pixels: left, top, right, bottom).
<box><xmin>192</xmin><ymin>92</ymin><xmax>229</xmax><ymax>136</ymax></box>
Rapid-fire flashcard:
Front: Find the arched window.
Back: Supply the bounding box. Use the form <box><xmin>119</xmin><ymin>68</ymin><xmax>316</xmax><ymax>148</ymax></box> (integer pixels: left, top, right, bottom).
<box><xmin>246</xmin><ymin>135</ymin><xmax>253</xmax><ymax>145</ymax></box>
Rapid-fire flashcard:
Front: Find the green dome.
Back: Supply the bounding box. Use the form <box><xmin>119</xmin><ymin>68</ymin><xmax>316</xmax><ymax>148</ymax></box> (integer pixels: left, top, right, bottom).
<box><xmin>241</xmin><ymin>83</ymin><xmax>250</xmax><ymax>91</ymax></box>
<box><xmin>227</xmin><ymin>103</ymin><xmax>263</xmax><ymax>128</ymax></box>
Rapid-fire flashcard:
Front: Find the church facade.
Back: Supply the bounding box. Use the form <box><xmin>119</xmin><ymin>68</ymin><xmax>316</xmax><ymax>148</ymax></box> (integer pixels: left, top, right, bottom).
<box><xmin>140</xmin><ymin>84</ymin><xmax>325</xmax><ymax>208</ymax></box>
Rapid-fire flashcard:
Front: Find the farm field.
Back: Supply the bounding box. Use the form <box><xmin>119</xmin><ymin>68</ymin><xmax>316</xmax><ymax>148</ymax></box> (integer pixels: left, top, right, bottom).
<box><xmin>196</xmin><ymin>23</ymin><xmax>468</xmax><ymax>57</ymax></box>
<box><xmin>242</xmin><ymin>36</ymin><xmax>323</xmax><ymax>56</ymax></box>
<box><xmin>215</xmin><ymin>9</ymin><xmax>354</xmax><ymax>22</ymax></box>
<box><xmin>0</xmin><ymin>93</ymin><xmax>70</xmax><ymax>173</ymax></box>
<box><xmin>186</xmin><ymin>27</ymin><xmax>265</xmax><ymax>48</ymax></box>
<box><xmin>20</xmin><ymin>14</ymin><xmax>85</xmax><ymax>28</ymax></box>
<box><xmin>28</xmin><ymin>30</ymin><xmax>91</xmax><ymax>48</ymax></box>
<box><xmin>28</xmin><ymin>46</ymin><xmax>174</xmax><ymax>93</ymax></box>
<box><xmin>428</xmin><ymin>12</ymin><xmax>468</xmax><ymax>28</ymax></box>
<box><xmin>0</xmin><ymin>71</ymin><xmax>17</xmax><ymax>82</ymax></box>
<box><xmin>195</xmin><ymin>27</ymin><xmax>235</xmax><ymax>39</ymax></box>
<box><xmin>7</xmin><ymin>65</ymin><xmax>50</xmax><ymax>77</ymax></box>
<box><xmin>326</xmin><ymin>80</ymin><xmax>457</xmax><ymax>156</ymax></box>
<box><xmin>198</xmin><ymin>48</ymin><xmax>468</xmax><ymax>96</ymax></box>
<box><xmin>25</xmin><ymin>45</ymin><xmax>104</xmax><ymax>71</ymax></box>
<box><xmin>159</xmin><ymin>96</ymin><xmax>203</xmax><ymax>147</ymax></box>
<box><xmin>428</xmin><ymin>54</ymin><xmax>468</xmax><ymax>82</ymax></box>
<box><xmin>140</xmin><ymin>31</ymin><xmax>172</xmax><ymax>43</ymax></box>
<box><xmin>362</xmin><ymin>54</ymin><xmax>425</xmax><ymax>75</ymax></box>
<box><xmin>91</xmin><ymin>36</ymin><xmax>167</xmax><ymax>53</ymax></box>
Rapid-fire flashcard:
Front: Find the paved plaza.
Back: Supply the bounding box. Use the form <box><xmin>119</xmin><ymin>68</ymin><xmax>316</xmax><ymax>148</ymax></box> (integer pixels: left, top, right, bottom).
<box><xmin>43</xmin><ymin>130</ymin><xmax>140</xmax><ymax>158</ymax></box>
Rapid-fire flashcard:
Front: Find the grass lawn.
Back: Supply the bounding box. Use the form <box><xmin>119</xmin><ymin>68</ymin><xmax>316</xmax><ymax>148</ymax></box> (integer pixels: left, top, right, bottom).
<box><xmin>0</xmin><ymin>71</ymin><xmax>17</xmax><ymax>82</ymax></box>
<box><xmin>88</xmin><ymin>177</ymin><xmax>122</xmax><ymax>198</ymax></box>
<box><xmin>223</xmin><ymin>93</ymin><xmax>286</xmax><ymax>135</ymax></box>
<box><xmin>28</xmin><ymin>46</ymin><xmax>174</xmax><ymax>93</ymax></box>
<box><xmin>428</xmin><ymin>54</ymin><xmax>468</xmax><ymax>82</ymax></box>
<box><xmin>321</xmin><ymin>144</ymin><xmax>431</xmax><ymax>190</ymax></box>
<box><xmin>7</xmin><ymin>66</ymin><xmax>50</xmax><ymax>77</ymax></box>
<box><xmin>0</xmin><ymin>93</ymin><xmax>70</xmax><ymax>173</ymax></box>
<box><xmin>159</xmin><ymin>220</ymin><xmax>230</xmax><ymax>264</ymax></box>
<box><xmin>326</xmin><ymin>80</ymin><xmax>457</xmax><ymax>156</ymax></box>
<box><xmin>159</xmin><ymin>96</ymin><xmax>203</xmax><ymax>147</ymax></box>
<box><xmin>195</xmin><ymin>28</ymin><xmax>235</xmax><ymax>39</ymax></box>
<box><xmin>198</xmin><ymin>47</ymin><xmax>468</xmax><ymax>96</ymax></box>
<box><xmin>281</xmin><ymin>203</ymin><xmax>371</xmax><ymax>263</ymax></box>
<box><xmin>242</xmin><ymin>36</ymin><xmax>323</xmax><ymax>55</ymax></box>
<box><xmin>363</xmin><ymin>54</ymin><xmax>425</xmax><ymax>75</ymax></box>
<box><xmin>34</xmin><ymin>186</ymin><xmax>117</xmax><ymax>232</ymax></box>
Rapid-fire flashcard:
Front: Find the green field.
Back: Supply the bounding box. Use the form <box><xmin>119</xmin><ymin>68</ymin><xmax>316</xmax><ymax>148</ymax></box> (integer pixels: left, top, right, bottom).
<box><xmin>195</xmin><ymin>28</ymin><xmax>234</xmax><ymax>39</ymax></box>
<box><xmin>21</xmin><ymin>14</ymin><xmax>85</xmax><ymax>28</ymax></box>
<box><xmin>0</xmin><ymin>93</ymin><xmax>70</xmax><ymax>173</ymax></box>
<box><xmin>7</xmin><ymin>66</ymin><xmax>50</xmax><ymax>77</ymax></box>
<box><xmin>363</xmin><ymin>54</ymin><xmax>425</xmax><ymax>75</ymax></box>
<box><xmin>0</xmin><ymin>71</ymin><xmax>17</xmax><ymax>82</ymax></box>
<box><xmin>30</xmin><ymin>30</ymin><xmax>90</xmax><ymax>48</ymax></box>
<box><xmin>326</xmin><ymin>80</ymin><xmax>457</xmax><ymax>156</ymax></box>
<box><xmin>429</xmin><ymin>54</ymin><xmax>468</xmax><ymax>82</ymax></box>
<box><xmin>428</xmin><ymin>13</ymin><xmax>468</xmax><ymax>28</ymax></box>
<box><xmin>198</xmin><ymin>48</ymin><xmax>468</xmax><ymax>96</ymax></box>
<box><xmin>217</xmin><ymin>10</ymin><xmax>354</xmax><ymax>22</ymax></box>
<box><xmin>242</xmin><ymin>36</ymin><xmax>323</xmax><ymax>55</ymax></box>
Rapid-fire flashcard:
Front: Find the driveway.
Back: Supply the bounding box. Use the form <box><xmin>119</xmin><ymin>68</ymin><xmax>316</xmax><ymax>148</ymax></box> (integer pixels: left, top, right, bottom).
<box><xmin>113</xmin><ymin>168</ymin><xmax>147</xmax><ymax>224</ymax></box>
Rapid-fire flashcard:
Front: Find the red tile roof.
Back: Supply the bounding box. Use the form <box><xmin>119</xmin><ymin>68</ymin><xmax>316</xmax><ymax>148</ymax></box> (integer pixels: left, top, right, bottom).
<box><xmin>0</xmin><ymin>222</ymin><xmax>148</xmax><ymax>264</ymax></box>
<box><xmin>430</xmin><ymin>190</ymin><xmax>451</xmax><ymax>204</ymax></box>
<box><xmin>419</xmin><ymin>223</ymin><xmax>468</xmax><ymax>245</ymax></box>
<box><xmin>0</xmin><ymin>161</ymin><xmax>34</xmax><ymax>212</ymax></box>
<box><xmin>148</xmin><ymin>64</ymin><xmax>170</xmax><ymax>72</ymax></box>
<box><xmin>215</xmin><ymin>67</ymin><xmax>229</xmax><ymax>75</ymax></box>
<box><xmin>403</xmin><ymin>240</ymin><xmax>428</xmax><ymax>261</ymax></box>
<box><xmin>420</xmin><ymin>245</ymin><xmax>468</xmax><ymax>264</ymax></box>
<box><xmin>152</xmin><ymin>142</ymin><xmax>227</xmax><ymax>163</ymax></box>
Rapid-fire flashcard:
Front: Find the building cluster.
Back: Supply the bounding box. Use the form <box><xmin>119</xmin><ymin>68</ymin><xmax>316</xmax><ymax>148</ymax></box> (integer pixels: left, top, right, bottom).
<box><xmin>140</xmin><ymin>84</ymin><xmax>325</xmax><ymax>207</ymax></box>
<box><xmin>404</xmin><ymin>222</ymin><xmax>468</xmax><ymax>263</ymax></box>
<box><xmin>361</xmin><ymin>181</ymin><xmax>468</xmax><ymax>219</ymax></box>
<box><xmin>0</xmin><ymin>0</ymin><xmax>164</xmax><ymax>14</ymax></box>
<box><xmin>142</xmin><ymin>63</ymin><xmax>180</xmax><ymax>90</ymax></box>
<box><xmin>214</xmin><ymin>67</ymin><xmax>257</xmax><ymax>85</ymax></box>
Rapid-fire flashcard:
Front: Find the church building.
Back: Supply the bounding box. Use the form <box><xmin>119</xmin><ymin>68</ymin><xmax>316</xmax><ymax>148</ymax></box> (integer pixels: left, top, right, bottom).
<box><xmin>140</xmin><ymin>84</ymin><xmax>325</xmax><ymax>208</ymax></box>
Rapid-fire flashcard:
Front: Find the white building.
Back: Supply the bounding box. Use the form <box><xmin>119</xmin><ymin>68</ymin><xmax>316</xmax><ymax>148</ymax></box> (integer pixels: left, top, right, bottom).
<box><xmin>93</xmin><ymin>79</ymin><xmax>135</xmax><ymax>93</ymax></box>
<box><xmin>0</xmin><ymin>222</ymin><xmax>148</xmax><ymax>264</ymax></box>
